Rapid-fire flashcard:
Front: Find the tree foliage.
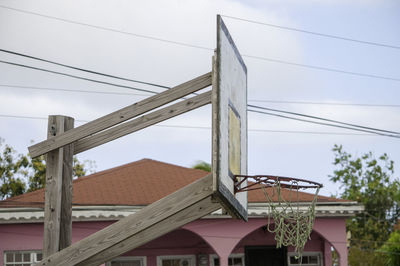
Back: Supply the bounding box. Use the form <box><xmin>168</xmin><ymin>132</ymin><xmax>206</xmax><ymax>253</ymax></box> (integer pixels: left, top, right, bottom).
<box><xmin>0</xmin><ymin>138</ymin><xmax>95</xmax><ymax>199</ymax></box>
<box><xmin>379</xmin><ymin>230</ymin><xmax>400</xmax><ymax>266</ymax></box>
<box><xmin>192</xmin><ymin>161</ymin><xmax>211</xmax><ymax>172</ymax></box>
<box><xmin>330</xmin><ymin>144</ymin><xmax>400</xmax><ymax>264</ymax></box>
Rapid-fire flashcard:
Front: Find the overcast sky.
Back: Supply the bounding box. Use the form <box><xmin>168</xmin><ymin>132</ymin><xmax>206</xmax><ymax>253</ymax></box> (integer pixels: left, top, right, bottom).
<box><xmin>0</xmin><ymin>0</ymin><xmax>399</xmax><ymax>196</ymax></box>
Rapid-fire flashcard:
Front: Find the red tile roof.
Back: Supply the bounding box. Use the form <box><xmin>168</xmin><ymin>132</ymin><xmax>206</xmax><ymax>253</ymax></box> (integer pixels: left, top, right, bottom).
<box><xmin>0</xmin><ymin>159</ymin><xmax>345</xmax><ymax>208</ymax></box>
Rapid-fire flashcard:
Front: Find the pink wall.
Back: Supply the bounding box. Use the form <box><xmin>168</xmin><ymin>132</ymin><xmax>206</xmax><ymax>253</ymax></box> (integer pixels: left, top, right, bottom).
<box><xmin>0</xmin><ymin>218</ymin><xmax>347</xmax><ymax>266</ymax></box>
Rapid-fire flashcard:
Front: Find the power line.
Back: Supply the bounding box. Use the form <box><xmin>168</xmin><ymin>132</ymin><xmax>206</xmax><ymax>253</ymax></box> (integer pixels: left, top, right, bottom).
<box><xmin>1</xmin><ymin>6</ymin><xmax>400</xmax><ymax>82</ymax></box>
<box><xmin>0</xmin><ymin>84</ymin><xmax>150</xmax><ymax>97</ymax></box>
<box><xmin>0</xmin><ymin>51</ymin><xmax>398</xmax><ymax>138</ymax></box>
<box><xmin>0</xmin><ymin>114</ymin><xmax>385</xmax><ymax>137</ymax></box>
<box><xmin>0</xmin><ymin>49</ymin><xmax>170</xmax><ymax>89</ymax></box>
<box><xmin>0</xmin><ymin>60</ymin><xmax>159</xmax><ymax>94</ymax></box>
<box><xmin>0</xmin><ymin>114</ymin><xmax>88</xmax><ymax>123</ymax></box>
<box><xmin>221</xmin><ymin>15</ymin><xmax>400</xmax><ymax>50</ymax></box>
<box><xmin>0</xmin><ymin>5</ymin><xmax>212</xmax><ymax>51</ymax></box>
<box><xmin>2</xmin><ymin>83</ymin><xmax>399</xmax><ymax>109</ymax></box>
<box><xmin>248</xmin><ymin>109</ymin><xmax>400</xmax><ymax>139</ymax></box>
<box><xmin>0</xmin><ymin>59</ymin><xmax>398</xmax><ymax>138</ymax></box>
<box><xmin>249</xmin><ymin>104</ymin><xmax>400</xmax><ymax>135</ymax></box>
<box><xmin>248</xmin><ymin>99</ymin><xmax>400</xmax><ymax>108</ymax></box>
<box><xmin>241</xmin><ymin>54</ymin><xmax>400</xmax><ymax>82</ymax></box>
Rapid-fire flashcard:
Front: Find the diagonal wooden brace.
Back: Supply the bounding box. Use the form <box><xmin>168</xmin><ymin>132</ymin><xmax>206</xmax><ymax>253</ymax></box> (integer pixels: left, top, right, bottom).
<box><xmin>35</xmin><ymin>174</ymin><xmax>219</xmax><ymax>266</ymax></box>
<box><xmin>29</xmin><ymin>72</ymin><xmax>212</xmax><ymax>158</ymax></box>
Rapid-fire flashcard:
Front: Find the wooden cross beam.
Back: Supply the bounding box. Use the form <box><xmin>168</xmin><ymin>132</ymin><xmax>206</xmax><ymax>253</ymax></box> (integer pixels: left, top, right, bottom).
<box><xmin>28</xmin><ymin>72</ymin><xmax>212</xmax><ymax>158</ymax></box>
<box><xmin>74</xmin><ymin>90</ymin><xmax>212</xmax><ymax>154</ymax></box>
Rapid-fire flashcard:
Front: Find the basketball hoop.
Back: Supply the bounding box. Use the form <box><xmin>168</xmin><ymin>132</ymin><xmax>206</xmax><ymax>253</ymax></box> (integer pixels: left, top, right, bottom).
<box><xmin>234</xmin><ymin>175</ymin><xmax>323</xmax><ymax>258</ymax></box>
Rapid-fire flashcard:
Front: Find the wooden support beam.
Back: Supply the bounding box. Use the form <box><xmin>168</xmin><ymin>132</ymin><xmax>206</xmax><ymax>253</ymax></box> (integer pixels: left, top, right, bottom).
<box><xmin>74</xmin><ymin>91</ymin><xmax>212</xmax><ymax>154</ymax></box>
<box><xmin>80</xmin><ymin>196</ymin><xmax>220</xmax><ymax>266</ymax></box>
<box><xmin>35</xmin><ymin>174</ymin><xmax>217</xmax><ymax>266</ymax></box>
<box><xmin>28</xmin><ymin>72</ymin><xmax>212</xmax><ymax>158</ymax></box>
<box><xmin>43</xmin><ymin>116</ymin><xmax>74</xmax><ymax>257</ymax></box>
<box><xmin>59</xmin><ymin>117</ymin><xmax>74</xmax><ymax>250</ymax></box>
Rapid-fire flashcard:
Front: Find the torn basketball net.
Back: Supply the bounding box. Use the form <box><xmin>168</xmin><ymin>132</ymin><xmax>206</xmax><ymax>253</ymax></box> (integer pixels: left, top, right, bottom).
<box><xmin>234</xmin><ymin>175</ymin><xmax>323</xmax><ymax>258</ymax></box>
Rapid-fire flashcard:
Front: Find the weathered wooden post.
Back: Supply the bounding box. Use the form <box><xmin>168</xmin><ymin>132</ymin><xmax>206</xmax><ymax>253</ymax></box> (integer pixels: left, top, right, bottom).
<box><xmin>43</xmin><ymin>115</ymin><xmax>74</xmax><ymax>257</ymax></box>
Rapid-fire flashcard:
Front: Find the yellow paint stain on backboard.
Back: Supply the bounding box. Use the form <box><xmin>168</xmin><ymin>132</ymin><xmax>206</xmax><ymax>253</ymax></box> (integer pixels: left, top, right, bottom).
<box><xmin>229</xmin><ymin>106</ymin><xmax>241</xmax><ymax>177</ymax></box>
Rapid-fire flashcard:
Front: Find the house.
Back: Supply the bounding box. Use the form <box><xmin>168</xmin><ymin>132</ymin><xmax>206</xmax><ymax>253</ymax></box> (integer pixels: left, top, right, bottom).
<box><xmin>0</xmin><ymin>159</ymin><xmax>363</xmax><ymax>266</ymax></box>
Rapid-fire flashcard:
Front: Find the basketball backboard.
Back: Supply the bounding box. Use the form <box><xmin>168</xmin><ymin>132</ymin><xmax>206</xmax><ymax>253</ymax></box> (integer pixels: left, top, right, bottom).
<box><xmin>212</xmin><ymin>15</ymin><xmax>248</xmax><ymax>221</ymax></box>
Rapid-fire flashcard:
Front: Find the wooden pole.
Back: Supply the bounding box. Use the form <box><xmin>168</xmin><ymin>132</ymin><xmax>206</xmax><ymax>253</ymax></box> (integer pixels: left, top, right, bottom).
<box><xmin>60</xmin><ymin>117</ymin><xmax>75</xmax><ymax>250</ymax></box>
<box><xmin>43</xmin><ymin>115</ymin><xmax>74</xmax><ymax>257</ymax></box>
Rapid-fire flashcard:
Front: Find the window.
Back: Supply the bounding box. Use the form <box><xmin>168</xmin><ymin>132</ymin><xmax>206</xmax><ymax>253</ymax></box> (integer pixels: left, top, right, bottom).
<box><xmin>4</xmin><ymin>250</ymin><xmax>42</xmax><ymax>266</ymax></box>
<box><xmin>287</xmin><ymin>252</ymin><xmax>322</xmax><ymax>266</ymax></box>
<box><xmin>210</xmin><ymin>254</ymin><xmax>244</xmax><ymax>266</ymax></box>
<box><xmin>157</xmin><ymin>255</ymin><xmax>195</xmax><ymax>266</ymax></box>
<box><xmin>106</xmin><ymin>256</ymin><xmax>146</xmax><ymax>266</ymax></box>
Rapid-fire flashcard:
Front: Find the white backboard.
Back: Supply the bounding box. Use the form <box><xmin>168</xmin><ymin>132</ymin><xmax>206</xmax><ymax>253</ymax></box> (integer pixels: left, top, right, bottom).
<box><xmin>212</xmin><ymin>15</ymin><xmax>248</xmax><ymax>221</ymax></box>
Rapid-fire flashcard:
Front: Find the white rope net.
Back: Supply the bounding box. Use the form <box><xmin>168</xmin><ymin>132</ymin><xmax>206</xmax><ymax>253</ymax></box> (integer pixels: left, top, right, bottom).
<box><xmin>261</xmin><ymin>181</ymin><xmax>320</xmax><ymax>258</ymax></box>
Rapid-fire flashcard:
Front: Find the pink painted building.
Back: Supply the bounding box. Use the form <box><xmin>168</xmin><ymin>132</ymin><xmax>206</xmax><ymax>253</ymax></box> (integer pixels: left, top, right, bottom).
<box><xmin>0</xmin><ymin>159</ymin><xmax>362</xmax><ymax>266</ymax></box>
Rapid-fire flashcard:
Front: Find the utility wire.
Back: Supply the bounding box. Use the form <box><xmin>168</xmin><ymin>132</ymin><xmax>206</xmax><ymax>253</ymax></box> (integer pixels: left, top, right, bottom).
<box><xmin>1</xmin><ymin>7</ymin><xmax>400</xmax><ymax>82</ymax></box>
<box><xmin>1</xmin><ymin>59</ymin><xmax>399</xmax><ymax>138</ymax></box>
<box><xmin>0</xmin><ymin>84</ymin><xmax>150</xmax><ymax>97</ymax></box>
<box><xmin>0</xmin><ymin>114</ymin><xmax>378</xmax><ymax>136</ymax></box>
<box><xmin>2</xmin><ymin>83</ymin><xmax>399</xmax><ymax>109</ymax></box>
<box><xmin>249</xmin><ymin>104</ymin><xmax>400</xmax><ymax>135</ymax></box>
<box><xmin>0</xmin><ymin>5</ymin><xmax>211</xmax><ymax>52</ymax></box>
<box><xmin>0</xmin><ymin>51</ymin><xmax>398</xmax><ymax>137</ymax></box>
<box><xmin>221</xmin><ymin>15</ymin><xmax>400</xmax><ymax>50</ymax></box>
<box><xmin>248</xmin><ymin>109</ymin><xmax>400</xmax><ymax>139</ymax></box>
<box><xmin>0</xmin><ymin>60</ymin><xmax>159</xmax><ymax>94</ymax></box>
<box><xmin>241</xmin><ymin>54</ymin><xmax>400</xmax><ymax>82</ymax></box>
<box><xmin>0</xmin><ymin>49</ymin><xmax>170</xmax><ymax>89</ymax></box>
<box><xmin>248</xmin><ymin>99</ymin><xmax>400</xmax><ymax>108</ymax></box>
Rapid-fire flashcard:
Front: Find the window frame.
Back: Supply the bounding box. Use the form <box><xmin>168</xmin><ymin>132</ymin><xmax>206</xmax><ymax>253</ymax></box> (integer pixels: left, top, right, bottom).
<box><xmin>209</xmin><ymin>253</ymin><xmax>245</xmax><ymax>266</ymax></box>
<box><xmin>106</xmin><ymin>256</ymin><xmax>147</xmax><ymax>266</ymax></box>
<box><xmin>4</xmin><ymin>250</ymin><xmax>43</xmax><ymax>265</ymax></box>
<box><xmin>287</xmin><ymin>252</ymin><xmax>323</xmax><ymax>266</ymax></box>
<box><xmin>156</xmin><ymin>255</ymin><xmax>196</xmax><ymax>266</ymax></box>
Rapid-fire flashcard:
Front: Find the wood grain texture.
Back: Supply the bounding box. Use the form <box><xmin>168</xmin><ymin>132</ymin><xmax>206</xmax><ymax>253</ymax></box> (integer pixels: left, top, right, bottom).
<box><xmin>29</xmin><ymin>72</ymin><xmax>212</xmax><ymax>158</ymax></box>
<box><xmin>43</xmin><ymin>116</ymin><xmax>65</xmax><ymax>258</ymax></box>
<box><xmin>80</xmin><ymin>196</ymin><xmax>220</xmax><ymax>266</ymax></box>
<box><xmin>74</xmin><ymin>91</ymin><xmax>212</xmax><ymax>154</ymax></box>
<box><xmin>59</xmin><ymin>117</ymin><xmax>74</xmax><ymax>250</ymax></box>
<box><xmin>35</xmin><ymin>174</ymin><xmax>214</xmax><ymax>266</ymax></box>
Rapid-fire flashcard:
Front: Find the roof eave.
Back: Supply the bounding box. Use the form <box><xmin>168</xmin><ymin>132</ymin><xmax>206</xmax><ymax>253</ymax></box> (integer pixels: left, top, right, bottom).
<box><xmin>0</xmin><ymin>201</ymin><xmax>364</xmax><ymax>224</ymax></box>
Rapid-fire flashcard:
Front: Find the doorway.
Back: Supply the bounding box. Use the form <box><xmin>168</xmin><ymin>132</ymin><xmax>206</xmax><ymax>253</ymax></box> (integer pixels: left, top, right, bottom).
<box><xmin>245</xmin><ymin>246</ymin><xmax>287</xmax><ymax>266</ymax></box>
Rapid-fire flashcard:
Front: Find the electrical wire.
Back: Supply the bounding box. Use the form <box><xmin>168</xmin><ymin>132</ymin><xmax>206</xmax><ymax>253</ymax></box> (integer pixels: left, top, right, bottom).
<box><xmin>0</xmin><ymin>52</ymin><xmax>398</xmax><ymax>138</ymax></box>
<box><xmin>2</xmin><ymin>83</ymin><xmax>399</xmax><ymax>109</ymax></box>
<box><xmin>248</xmin><ymin>104</ymin><xmax>400</xmax><ymax>135</ymax></box>
<box><xmin>248</xmin><ymin>99</ymin><xmax>400</xmax><ymax>108</ymax></box>
<box><xmin>0</xmin><ymin>114</ymin><xmax>385</xmax><ymax>137</ymax></box>
<box><xmin>0</xmin><ymin>114</ymin><xmax>88</xmax><ymax>123</ymax></box>
<box><xmin>0</xmin><ymin>49</ymin><xmax>170</xmax><ymax>89</ymax></box>
<box><xmin>0</xmin><ymin>60</ymin><xmax>159</xmax><ymax>94</ymax></box>
<box><xmin>1</xmin><ymin>7</ymin><xmax>400</xmax><ymax>82</ymax></box>
<box><xmin>0</xmin><ymin>84</ymin><xmax>150</xmax><ymax>97</ymax></box>
<box><xmin>221</xmin><ymin>15</ymin><xmax>400</xmax><ymax>50</ymax></box>
<box><xmin>241</xmin><ymin>54</ymin><xmax>400</xmax><ymax>82</ymax></box>
<box><xmin>248</xmin><ymin>109</ymin><xmax>400</xmax><ymax>139</ymax></box>
<box><xmin>0</xmin><ymin>5</ymin><xmax>212</xmax><ymax>51</ymax></box>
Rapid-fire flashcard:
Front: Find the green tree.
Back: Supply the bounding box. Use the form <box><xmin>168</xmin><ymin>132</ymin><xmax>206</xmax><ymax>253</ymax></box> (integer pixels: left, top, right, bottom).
<box><xmin>0</xmin><ymin>138</ymin><xmax>95</xmax><ymax>199</ymax></box>
<box><xmin>192</xmin><ymin>161</ymin><xmax>211</xmax><ymax>172</ymax></box>
<box><xmin>25</xmin><ymin>154</ymin><xmax>95</xmax><ymax>193</ymax></box>
<box><xmin>330</xmin><ymin>144</ymin><xmax>400</xmax><ymax>265</ymax></box>
<box><xmin>0</xmin><ymin>139</ymin><xmax>28</xmax><ymax>199</ymax></box>
<box><xmin>379</xmin><ymin>230</ymin><xmax>400</xmax><ymax>266</ymax></box>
